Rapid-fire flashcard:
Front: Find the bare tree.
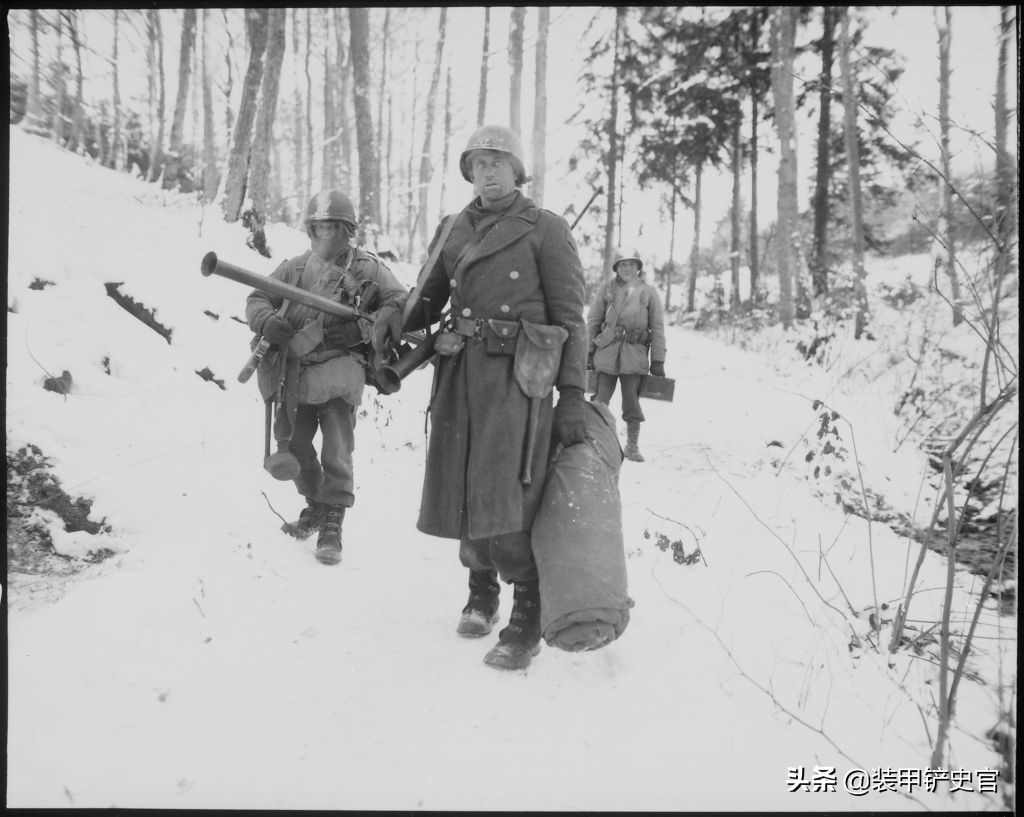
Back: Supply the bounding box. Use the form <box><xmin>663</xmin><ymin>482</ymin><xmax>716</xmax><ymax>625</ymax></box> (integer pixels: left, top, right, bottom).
<box><xmin>51</xmin><ymin>10</ymin><xmax>64</xmax><ymax>145</ymax></box>
<box><xmin>770</xmin><ymin>5</ymin><xmax>797</xmax><ymax>328</ymax></box>
<box><xmin>246</xmin><ymin>7</ymin><xmax>287</xmax><ymax>256</ymax></box>
<box><xmin>111</xmin><ymin>9</ymin><xmax>124</xmax><ymax>171</ymax></box>
<box><xmin>350</xmin><ymin>7</ymin><xmax>380</xmax><ymax>231</ymax></box>
<box><xmin>305</xmin><ymin>10</ymin><xmax>314</xmax><ymax>199</ymax></box>
<box><xmin>838</xmin><ymin>8</ymin><xmax>868</xmax><ymax>338</ymax></box>
<box><xmin>686</xmin><ymin>163</ymin><xmax>703</xmax><ymax>312</ymax></box>
<box><xmin>937</xmin><ymin>7</ymin><xmax>963</xmax><ymax>326</ymax></box>
<box><xmin>146</xmin><ymin>10</ymin><xmax>166</xmax><ymax>182</ymax></box>
<box><xmin>334</xmin><ymin>8</ymin><xmax>353</xmax><ymax>191</ymax></box>
<box><xmin>531</xmin><ymin>6</ymin><xmax>549</xmax><ymax>207</ymax></box>
<box><xmin>201</xmin><ymin>9</ymin><xmax>218</xmax><ymax>201</ymax></box>
<box><xmin>810</xmin><ymin>6</ymin><xmax>836</xmax><ymax>303</ymax></box>
<box><xmin>749</xmin><ymin>10</ymin><xmax>763</xmax><ymax>303</ymax></box>
<box><xmin>509</xmin><ymin>7</ymin><xmax>526</xmax><ymax>134</ymax></box>
<box><xmin>378</xmin><ymin>7</ymin><xmax>391</xmax><ymax>222</ymax></box>
<box><xmin>322</xmin><ymin>10</ymin><xmax>335</xmax><ymax>189</ymax></box>
<box><xmin>291</xmin><ymin>9</ymin><xmax>306</xmax><ymax>211</ymax></box>
<box><xmin>222</xmin><ymin>9</ymin><xmax>268</xmax><ymax>222</ymax></box>
<box><xmin>164</xmin><ymin>9</ymin><xmax>196</xmax><ymax>189</ymax></box>
<box><xmin>477</xmin><ymin>7</ymin><xmax>490</xmax><ymax>126</ymax></box>
<box><xmin>66</xmin><ymin>10</ymin><xmax>85</xmax><ymax>154</ymax></box>
<box><xmin>418</xmin><ymin>8</ymin><xmax>447</xmax><ymax>252</ymax></box>
<box><xmin>603</xmin><ymin>8</ymin><xmax>625</xmax><ymax>281</ymax></box>
<box><xmin>440</xmin><ymin>67</ymin><xmax>452</xmax><ymax>218</ymax></box>
<box><xmin>24</xmin><ymin>10</ymin><xmax>44</xmax><ymax>133</ymax></box>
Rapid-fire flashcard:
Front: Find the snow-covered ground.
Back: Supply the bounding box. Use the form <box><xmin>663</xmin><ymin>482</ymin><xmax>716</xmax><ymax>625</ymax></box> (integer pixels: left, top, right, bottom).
<box><xmin>6</xmin><ymin>127</ymin><xmax>1014</xmax><ymax>810</ymax></box>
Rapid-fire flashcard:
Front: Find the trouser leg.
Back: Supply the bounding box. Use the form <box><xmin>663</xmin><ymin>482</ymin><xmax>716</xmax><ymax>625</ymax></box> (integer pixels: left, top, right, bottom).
<box><xmin>286</xmin><ymin>403</ymin><xmax>325</xmax><ymax>500</ymax></box>
<box><xmin>459</xmin><ymin>530</ymin><xmax>538</xmax><ymax>584</ymax></box>
<box><xmin>314</xmin><ymin>397</ymin><xmax>357</xmax><ymax>508</ymax></box>
<box><xmin>594</xmin><ymin>371</ymin><xmax>618</xmax><ymax>404</ymax></box>
<box><xmin>619</xmin><ymin>373</ymin><xmax>646</xmax><ymax>423</ymax></box>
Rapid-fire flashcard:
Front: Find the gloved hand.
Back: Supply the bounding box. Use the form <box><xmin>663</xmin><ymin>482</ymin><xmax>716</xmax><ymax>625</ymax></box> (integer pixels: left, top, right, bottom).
<box><xmin>324</xmin><ymin>320</ymin><xmax>353</xmax><ymax>349</ymax></box>
<box><xmin>650</xmin><ymin>361</ymin><xmax>666</xmax><ymax>377</ymax></box>
<box><xmin>587</xmin><ymin>352</ymin><xmax>595</xmax><ymax>370</ymax></box>
<box><xmin>554</xmin><ymin>386</ymin><xmax>588</xmax><ymax>446</ymax></box>
<box><xmin>371</xmin><ymin>300</ymin><xmax>404</xmax><ymax>355</ymax></box>
<box><xmin>261</xmin><ymin>314</ymin><xmax>295</xmax><ymax>347</ymax></box>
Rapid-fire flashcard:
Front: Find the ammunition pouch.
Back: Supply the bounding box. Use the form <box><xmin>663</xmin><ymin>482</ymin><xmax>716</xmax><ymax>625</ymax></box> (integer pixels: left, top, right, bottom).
<box><xmin>451</xmin><ymin>316</ymin><xmax>520</xmax><ymax>356</ymax></box>
<box><xmin>594</xmin><ymin>325</ymin><xmax>649</xmax><ymax>348</ymax></box>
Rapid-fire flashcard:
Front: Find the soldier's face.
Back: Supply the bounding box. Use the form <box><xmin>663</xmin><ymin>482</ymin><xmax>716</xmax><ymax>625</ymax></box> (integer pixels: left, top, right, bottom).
<box><xmin>616</xmin><ymin>260</ymin><xmax>639</xmax><ymax>281</ymax></box>
<box><xmin>469</xmin><ymin>150</ymin><xmax>517</xmax><ymax>205</ymax></box>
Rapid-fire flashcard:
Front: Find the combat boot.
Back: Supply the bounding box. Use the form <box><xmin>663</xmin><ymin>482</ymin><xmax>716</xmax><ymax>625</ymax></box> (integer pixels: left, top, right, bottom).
<box><xmin>282</xmin><ymin>498</ymin><xmax>326</xmax><ymax>540</ymax></box>
<box><xmin>456</xmin><ymin>570</ymin><xmax>501</xmax><ymax>637</ymax></box>
<box><xmin>484</xmin><ymin>580</ymin><xmax>542</xmax><ymax>670</ymax></box>
<box><xmin>624</xmin><ymin>421</ymin><xmax>645</xmax><ymax>462</ymax></box>
<box><xmin>315</xmin><ymin>505</ymin><xmax>345</xmax><ymax>565</ymax></box>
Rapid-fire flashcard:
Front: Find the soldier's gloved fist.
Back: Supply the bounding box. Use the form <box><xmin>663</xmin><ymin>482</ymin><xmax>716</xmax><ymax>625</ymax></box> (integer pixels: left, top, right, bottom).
<box><xmin>324</xmin><ymin>322</ymin><xmax>351</xmax><ymax>348</ymax></box>
<box><xmin>587</xmin><ymin>352</ymin><xmax>595</xmax><ymax>370</ymax></box>
<box><xmin>555</xmin><ymin>386</ymin><xmax>588</xmax><ymax>446</ymax></box>
<box><xmin>650</xmin><ymin>361</ymin><xmax>666</xmax><ymax>377</ymax></box>
<box><xmin>371</xmin><ymin>300</ymin><xmax>404</xmax><ymax>355</ymax></box>
<box><xmin>262</xmin><ymin>314</ymin><xmax>295</xmax><ymax>347</ymax></box>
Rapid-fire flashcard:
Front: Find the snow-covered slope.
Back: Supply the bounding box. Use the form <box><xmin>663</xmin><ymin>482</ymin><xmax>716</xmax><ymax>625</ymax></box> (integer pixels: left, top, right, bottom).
<box><xmin>6</xmin><ymin>127</ymin><xmax>1011</xmax><ymax>810</ymax></box>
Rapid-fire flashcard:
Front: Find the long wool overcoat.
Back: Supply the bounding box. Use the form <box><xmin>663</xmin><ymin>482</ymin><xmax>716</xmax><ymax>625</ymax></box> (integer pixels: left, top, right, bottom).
<box><xmin>413</xmin><ymin>191</ymin><xmax>588</xmax><ymax>541</ymax></box>
<box><xmin>586</xmin><ymin>275</ymin><xmax>667</xmax><ymax>375</ymax></box>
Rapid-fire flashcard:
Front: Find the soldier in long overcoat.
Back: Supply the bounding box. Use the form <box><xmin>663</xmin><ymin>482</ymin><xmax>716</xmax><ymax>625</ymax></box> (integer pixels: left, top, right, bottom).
<box><xmin>405</xmin><ymin>124</ymin><xmax>588</xmax><ymax>670</ymax></box>
<box><xmin>586</xmin><ymin>246</ymin><xmax>667</xmax><ymax>461</ymax></box>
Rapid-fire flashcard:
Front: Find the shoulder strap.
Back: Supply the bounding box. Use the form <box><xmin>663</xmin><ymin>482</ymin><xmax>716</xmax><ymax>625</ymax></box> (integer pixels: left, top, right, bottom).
<box><xmin>401</xmin><ymin>210</ymin><xmax>461</xmax><ymax>329</ymax></box>
<box><xmin>602</xmin><ymin>281</ymin><xmax>627</xmax><ymax>329</ymax></box>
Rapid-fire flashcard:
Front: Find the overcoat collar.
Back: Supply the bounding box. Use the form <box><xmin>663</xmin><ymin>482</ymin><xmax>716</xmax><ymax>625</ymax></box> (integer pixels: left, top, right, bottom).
<box><xmin>454</xmin><ymin>191</ymin><xmax>540</xmax><ymax>276</ymax></box>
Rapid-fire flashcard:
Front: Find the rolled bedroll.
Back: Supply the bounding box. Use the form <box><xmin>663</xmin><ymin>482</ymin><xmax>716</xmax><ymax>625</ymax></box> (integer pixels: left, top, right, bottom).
<box><xmin>533</xmin><ymin>400</ymin><xmax>633</xmax><ymax>651</ymax></box>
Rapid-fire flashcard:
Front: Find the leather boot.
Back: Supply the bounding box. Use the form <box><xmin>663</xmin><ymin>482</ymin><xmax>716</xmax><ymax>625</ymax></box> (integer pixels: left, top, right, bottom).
<box><xmin>456</xmin><ymin>570</ymin><xmax>501</xmax><ymax>637</ymax></box>
<box><xmin>315</xmin><ymin>505</ymin><xmax>345</xmax><ymax>565</ymax></box>
<box><xmin>624</xmin><ymin>421</ymin><xmax>645</xmax><ymax>462</ymax></box>
<box><xmin>282</xmin><ymin>498</ymin><xmax>326</xmax><ymax>540</ymax></box>
<box><xmin>484</xmin><ymin>580</ymin><xmax>542</xmax><ymax>670</ymax></box>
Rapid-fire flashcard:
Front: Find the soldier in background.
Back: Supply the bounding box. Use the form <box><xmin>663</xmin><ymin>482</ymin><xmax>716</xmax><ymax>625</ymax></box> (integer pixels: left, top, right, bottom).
<box><xmin>404</xmin><ymin>125</ymin><xmax>589</xmax><ymax>670</ymax></box>
<box><xmin>586</xmin><ymin>247</ymin><xmax>667</xmax><ymax>462</ymax></box>
<box><xmin>246</xmin><ymin>190</ymin><xmax>407</xmax><ymax>565</ymax></box>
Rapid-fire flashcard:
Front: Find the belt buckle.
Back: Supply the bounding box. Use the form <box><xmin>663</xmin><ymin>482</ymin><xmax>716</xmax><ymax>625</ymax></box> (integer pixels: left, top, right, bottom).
<box><xmin>454</xmin><ymin>316</ymin><xmax>483</xmax><ymax>338</ymax></box>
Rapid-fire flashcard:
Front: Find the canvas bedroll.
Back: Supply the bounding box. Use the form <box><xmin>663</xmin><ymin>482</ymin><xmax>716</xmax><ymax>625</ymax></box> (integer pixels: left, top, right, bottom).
<box><xmin>532</xmin><ymin>400</ymin><xmax>633</xmax><ymax>651</ymax></box>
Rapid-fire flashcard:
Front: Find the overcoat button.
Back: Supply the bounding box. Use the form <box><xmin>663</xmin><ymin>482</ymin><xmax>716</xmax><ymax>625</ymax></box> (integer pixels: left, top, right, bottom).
<box><xmin>462</xmin><ymin>308</ymin><xmax>472</xmax><ymax>317</ymax></box>
<box><xmin>509</xmin><ymin>270</ymin><xmax>519</xmax><ymax>279</ymax></box>
<box><xmin>500</xmin><ymin>305</ymin><xmax>510</xmax><ymax>313</ymax></box>
<box><xmin>450</xmin><ymin>279</ymin><xmax>457</xmax><ymax>288</ymax></box>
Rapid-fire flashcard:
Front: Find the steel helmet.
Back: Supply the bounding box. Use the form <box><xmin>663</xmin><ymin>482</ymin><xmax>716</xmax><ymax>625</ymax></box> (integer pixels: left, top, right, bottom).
<box><xmin>612</xmin><ymin>246</ymin><xmax>644</xmax><ymax>272</ymax></box>
<box><xmin>459</xmin><ymin>124</ymin><xmax>527</xmax><ymax>186</ymax></box>
<box><xmin>304</xmin><ymin>189</ymin><xmax>357</xmax><ymax>228</ymax></box>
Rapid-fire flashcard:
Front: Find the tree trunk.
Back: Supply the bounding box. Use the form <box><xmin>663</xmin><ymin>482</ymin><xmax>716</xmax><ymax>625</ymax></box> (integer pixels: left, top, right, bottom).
<box><xmin>25</xmin><ymin>10</ymin><xmax>44</xmax><ymax>133</ymax></box>
<box><xmin>67</xmin><ymin>10</ymin><xmax>85</xmax><ymax>154</ymax></box>
<box><xmin>770</xmin><ymin>6</ymin><xmax>797</xmax><ymax>329</ymax></box>
<box><xmin>509</xmin><ymin>7</ymin><xmax>526</xmax><ymax>135</ymax></box>
<box><xmin>686</xmin><ymin>162</ymin><xmax>703</xmax><ymax>312</ymax></box>
<box><xmin>334</xmin><ymin>8</ymin><xmax>353</xmax><ymax>192</ymax></box>
<box><xmin>291</xmin><ymin>9</ymin><xmax>306</xmax><ymax>213</ymax></box>
<box><xmin>201</xmin><ymin>10</ymin><xmax>217</xmax><ymax>200</ymax></box>
<box><xmin>223</xmin><ymin>10</ymin><xmax>235</xmax><ymax>141</ymax></box>
<box><xmin>407</xmin><ymin>49</ymin><xmax>420</xmax><ymax>262</ymax></box>
<box><xmin>730</xmin><ymin>99</ymin><xmax>742</xmax><ymax>310</ymax></box>
<box><xmin>440</xmin><ymin>67</ymin><xmax>452</xmax><ymax>219</ymax></box>
<box><xmin>386</xmin><ymin>92</ymin><xmax>393</xmax><ymax>234</ymax></box>
<box><xmin>992</xmin><ymin>5</ymin><xmax>1015</xmax><ymax>298</ymax></box>
<box><xmin>147</xmin><ymin>10</ymin><xmax>166</xmax><ymax>182</ymax></box>
<box><xmin>477</xmin><ymin>7</ymin><xmax>490</xmax><ymax>126</ymax></box>
<box><xmin>937</xmin><ymin>7</ymin><xmax>962</xmax><ymax>326</ymax></box>
<box><xmin>603</xmin><ymin>8</ymin><xmax>625</xmax><ymax>281</ymax></box>
<box><xmin>378</xmin><ymin>8</ymin><xmax>390</xmax><ymax>224</ymax></box>
<box><xmin>304</xmin><ymin>10</ymin><xmax>314</xmax><ymax>198</ymax></box>
<box><xmin>163</xmin><ymin>9</ymin><xmax>196</xmax><ymax>189</ymax></box>
<box><xmin>530</xmin><ymin>7</ymin><xmax>550</xmax><ymax>207</ymax></box>
<box><xmin>247</xmin><ymin>6</ymin><xmax>286</xmax><ymax>247</ymax></box>
<box><xmin>749</xmin><ymin>15</ymin><xmax>760</xmax><ymax>305</ymax></box>
<box><xmin>321</xmin><ymin>10</ymin><xmax>335</xmax><ymax>189</ymax></box>
<box><xmin>418</xmin><ymin>8</ymin><xmax>447</xmax><ymax>253</ymax></box>
<box><xmin>52</xmin><ymin>10</ymin><xmax>64</xmax><ymax>145</ymax></box>
<box><xmin>810</xmin><ymin>6</ymin><xmax>835</xmax><ymax>303</ymax></box>
<box><xmin>839</xmin><ymin>9</ymin><xmax>868</xmax><ymax>339</ymax></box>
<box><xmin>350</xmin><ymin>7</ymin><xmax>381</xmax><ymax>234</ymax></box>
<box><xmin>222</xmin><ymin>8</ymin><xmax>268</xmax><ymax>222</ymax></box>
<box><xmin>667</xmin><ymin>182</ymin><xmax>677</xmax><ymax>313</ymax></box>
<box><xmin>111</xmin><ymin>9</ymin><xmax>124</xmax><ymax>171</ymax></box>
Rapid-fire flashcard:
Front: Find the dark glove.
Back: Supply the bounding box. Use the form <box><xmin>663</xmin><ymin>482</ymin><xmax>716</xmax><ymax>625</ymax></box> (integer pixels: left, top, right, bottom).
<box><xmin>650</xmin><ymin>361</ymin><xmax>666</xmax><ymax>377</ymax></box>
<box><xmin>324</xmin><ymin>321</ymin><xmax>353</xmax><ymax>349</ymax></box>
<box><xmin>261</xmin><ymin>314</ymin><xmax>295</xmax><ymax>347</ymax></box>
<box><xmin>554</xmin><ymin>386</ymin><xmax>588</xmax><ymax>446</ymax></box>
<box><xmin>371</xmin><ymin>300</ymin><xmax>404</xmax><ymax>355</ymax></box>
<box><xmin>587</xmin><ymin>352</ymin><xmax>595</xmax><ymax>370</ymax></box>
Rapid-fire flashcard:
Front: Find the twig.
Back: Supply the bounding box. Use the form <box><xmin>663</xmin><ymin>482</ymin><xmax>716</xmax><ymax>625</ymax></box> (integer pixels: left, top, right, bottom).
<box><xmin>845</xmin><ymin>421</ymin><xmax>880</xmax><ymax>630</ymax></box>
<box><xmin>261</xmin><ymin>491</ymin><xmax>289</xmax><ymax>525</ymax></box>
<box><xmin>746</xmin><ymin>570</ymin><xmax>816</xmax><ymax>626</ymax></box>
